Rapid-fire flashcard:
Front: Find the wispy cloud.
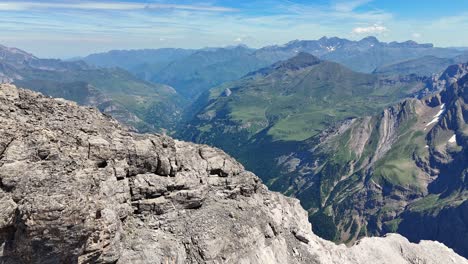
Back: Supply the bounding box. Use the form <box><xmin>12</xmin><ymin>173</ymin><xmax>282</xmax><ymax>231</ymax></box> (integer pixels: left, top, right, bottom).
<box><xmin>412</xmin><ymin>33</ymin><xmax>421</xmax><ymax>39</ymax></box>
<box><xmin>0</xmin><ymin>0</ymin><xmax>467</xmax><ymax>58</ymax></box>
<box><xmin>352</xmin><ymin>24</ymin><xmax>387</xmax><ymax>34</ymax></box>
<box><xmin>281</xmin><ymin>1</ymin><xmax>392</xmax><ymax>25</ymax></box>
<box><xmin>0</xmin><ymin>1</ymin><xmax>237</xmax><ymax>12</ymax></box>
<box><xmin>333</xmin><ymin>0</ymin><xmax>373</xmax><ymax>12</ymax></box>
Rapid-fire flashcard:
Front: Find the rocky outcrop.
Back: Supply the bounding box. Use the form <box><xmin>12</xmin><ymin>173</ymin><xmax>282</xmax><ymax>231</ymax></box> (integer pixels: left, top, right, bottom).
<box><xmin>0</xmin><ymin>84</ymin><xmax>466</xmax><ymax>263</ymax></box>
<box><xmin>273</xmin><ymin>66</ymin><xmax>467</xmax><ymax>257</ymax></box>
<box><xmin>415</xmin><ymin>63</ymin><xmax>468</xmax><ymax>98</ymax></box>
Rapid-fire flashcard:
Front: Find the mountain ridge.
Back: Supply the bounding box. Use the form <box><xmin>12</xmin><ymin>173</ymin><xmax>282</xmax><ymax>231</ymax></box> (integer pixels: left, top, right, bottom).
<box><xmin>180</xmin><ymin>52</ymin><xmax>428</xmax><ymax>144</ymax></box>
<box><xmin>81</xmin><ymin>36</ymin><xmax>466</xmax><ymax>99</ymax></box>
<box><xmin>0</xmin><ymin>83</ymin><xmax>466</xmax><ymax>263</ymax></box>
<box><xmin>0</xmin><ymin>44</ymin><xmax>184</xmax><ymax>132</ymax></box>
<box><xmin>272</xmin><ymin>64</ymin><xmax>468</xmax><ymax>256</ymax></box>
<box><xmin>180</xmin><ymin>56</ymin><xmax>467</xmax><ymax>257</ymax></box>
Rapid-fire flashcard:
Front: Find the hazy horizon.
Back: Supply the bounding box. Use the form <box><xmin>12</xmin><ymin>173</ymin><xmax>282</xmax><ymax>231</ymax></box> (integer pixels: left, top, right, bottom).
<box><xmin>1</xmin><ymin>0</ymin><xmax>468</xmax><ymax>58</ymax></box>
<box><xmin>5</xmin><ymin>35</ymin><xmax>466</xmax><ymax>60</ymax></box>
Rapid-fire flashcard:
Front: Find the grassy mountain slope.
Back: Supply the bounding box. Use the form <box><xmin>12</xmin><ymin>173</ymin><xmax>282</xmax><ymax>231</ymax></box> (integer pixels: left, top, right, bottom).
<box><xmin>180</xmin><ymin>53</ymin><xmax>467</xmax><ymax>257</ymax></box>
<box><xmin>80</xmin><ymin>37</ymin><xmax>464</xmax><ymax>100</ymax></box>
<box><xmin>84</xmin><ymin>46</ymin><xmax>274</xmax><ymax>99</ymax></box>
<box><xmin>0</xmin><ymin>44</ymin><xmax>184</xmax><ymax>132</ymax></box>
<box><xmin>180</xmin><ymin>53</ymin><xmax>426</xmax><ymax>145</ymax></box>
<box><xmin>272</xmin><ymin>66</ymin><xmax>468</xmax><ymax>257</ymax></box>
<box><xmin>15</xmin><ymin>68</ymin><xmax>183</xmax><ymax>131</ymax></box>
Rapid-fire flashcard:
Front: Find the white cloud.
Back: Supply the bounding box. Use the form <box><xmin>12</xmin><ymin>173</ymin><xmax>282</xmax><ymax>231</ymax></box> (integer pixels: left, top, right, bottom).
<box><xmin>1</xmin><ymin>0</ymin><xmax>467</xmax><ymax>57</ymax></box>
<box><xmin>0</xmin><ymin>2</ymin><xmax>237</xmax><ymax>12</ymax></box>
<box><xmin>352</xmin><ymin>24</ymin><xmax>387</xmax><ymax>34</ymax></box>
<box><xmin>412</xmin><ymin>33</ymin><xmax>421</xmax><ymax>38</ymax></box>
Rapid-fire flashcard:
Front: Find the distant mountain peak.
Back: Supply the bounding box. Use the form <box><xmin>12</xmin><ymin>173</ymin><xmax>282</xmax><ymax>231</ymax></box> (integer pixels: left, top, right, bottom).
<box><xmin>359</xmin><ymin>36</ymin><xmax>380</xmax><ymax>43</ymax></box>
<box><xmin>283</xmin><ymin>39</ymin><xmax>301</xmax><ymax>46</ymax></box>
<box><xmin>319</xmin><ymin>36</ymin><xmax>329</xmax><ymax>41</ymax></box>
<box><xmin>290</xmin><ymin>51</ymin><xmax>321</xmax><ymax>61</ymax></box>
<box><xmin>0</xmin><ymin>43</ymin><xmax>37</xmax><ymax>63</ymax></box>
<box><xmin>200</xmin><ymin>44</ymin><xmax>252</xmax><ymax>52</ymax></box>
<box><xmin>388</xmin><ymin>40</ymin><xmax>434</xmax><ymax>48</ymax></box>
<box><xmin>438</xmin><ymin>62</ymin><xmax>468</xmax><ymax>83</ymax></box>
<box><xmin>0</xmin><ymin>44</ymin><xmax>34</xmax><ymax>56</ymax></box>
<box><xmin>275</xmin><ymin>52</ymin><xmax>321</xmax><ymax>70</ymax></box>
<box><xmin>247</xmin><ymin>52</ymin><xmax>321</xmax><ymax>77</ymax></box>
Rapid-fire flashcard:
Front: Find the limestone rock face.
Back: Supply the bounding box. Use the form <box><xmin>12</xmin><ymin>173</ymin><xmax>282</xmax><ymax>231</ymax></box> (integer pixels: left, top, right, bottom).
<box><xmin>0</xmin><ymin>84</ymin><xmax>466</xmax><ymax>264</ymax></box>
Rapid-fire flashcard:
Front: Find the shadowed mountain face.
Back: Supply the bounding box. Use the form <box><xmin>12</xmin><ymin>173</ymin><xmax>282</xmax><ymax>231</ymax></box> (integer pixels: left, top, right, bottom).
<box><xmin>0</xmin><ymin>44</ymin><xmax>184</xmax><ymax>132</ymax></box>
<box><xmin>180</xmin><ymin>55</ymin><xmax>468</xmax><ymax>257</ymax></box>
<box><xmin>0</xmin><ymin>83</ymin><xmax>466</xmax><ymax>264</ymax></box>
<box><xmin>275</xmin><ymin>67</ymin><xmax>468</xmax><ymax>257</ymax></box>
<box><xmin>82</xmin><ymin>37</ymin><xmax>465</xmax><ymax>99</ymax></box>
<box><xmin>373</xmin><ymin>56</ymin><xmax>457</xmax><ymax>76</ymax></box>
<box><xmin>84</xmin><ymin>45</ymin><xmax>273</xmax><ymax>99</ymax></box>
<box><xmin>148</xmin><ymin>46</ymin><xmax>272</xmax><ymax>98</ymax></box>
<box><xmin>373</xmin><ymin>54</ymin><xmax>468</xmax><ymax>76</ymax></box>
<box><xmin>272</xmin><ymin>67</ymin><xmax>467</xmax><ymax>249</ymax></box>
<box><xmin>82</xmin><ymin>48</ymin><xmax>196</xmax><ymax>70</ymax></box>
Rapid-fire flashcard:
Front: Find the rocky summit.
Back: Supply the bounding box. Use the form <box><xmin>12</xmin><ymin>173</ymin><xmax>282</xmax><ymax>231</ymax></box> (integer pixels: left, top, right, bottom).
<box><xmin>0</xmin><ymin>84</ymin><xmax>466</xmax><ymax>264</ymax></box>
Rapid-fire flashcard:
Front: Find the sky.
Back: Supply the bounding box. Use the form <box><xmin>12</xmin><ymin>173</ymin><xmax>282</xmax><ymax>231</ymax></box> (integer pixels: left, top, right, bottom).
<box><xmin>0</xmin><ymin>0</ymin><xmax>467</xmax><ymax>58</ymax></box>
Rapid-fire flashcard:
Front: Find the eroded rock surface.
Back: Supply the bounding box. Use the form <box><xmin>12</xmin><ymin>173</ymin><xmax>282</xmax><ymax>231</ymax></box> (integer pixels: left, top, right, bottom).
<box><xmin>0</xmin><ymin>84</ymin><xmax>466</xmax><ymax>264</ymax></box>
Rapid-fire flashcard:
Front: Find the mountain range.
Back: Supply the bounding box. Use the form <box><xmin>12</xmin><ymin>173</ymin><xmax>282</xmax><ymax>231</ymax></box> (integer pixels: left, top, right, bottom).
<box><xmin>1</xmin><ymin>37</ymin><xmax>467</xmax><ymax>260</ymax></box>
<box><xmin>1</xmin><ymin>83</ymin><xmax>466</xmax><ymax>263</ymax></box>
<box><xmin>82</xmin><ymin>37</ymin><xmax>467</xmax><ymax>99</ymax></box>
<box><xmin>272</xmin><ymin>64</ymin><xmax>467</xmax><ymax>254</ymax></box>
<box><xmin>0</xmin><ymin>44</ymin><xmax>184</xmax><ymax>132</ymax></box>
<box><xmin>180</xmin><ymin>56</ymin><xmax>468</xmax><ymax>257</ymax></box>
<box><xmin>374</xmin><ymin>54</ymin><xmax>468</xmax><ymax>76</ymax></box>
<box><xmin>180</xmin><ymin>53</ymin><xmax>428</xmax><ymax>144</ymax></box>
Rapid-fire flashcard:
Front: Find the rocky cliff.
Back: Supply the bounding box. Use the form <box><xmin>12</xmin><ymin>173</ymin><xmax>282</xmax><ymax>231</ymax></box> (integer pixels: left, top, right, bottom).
<box><xmin>273</xmin><ymin>65</ymin><xmax>467</xmax><ymax>256</ymax></box>
<box><xmin>0</xmin><ymin>84</ymin><xmax>466</xmax><ymax>264</ymax></box>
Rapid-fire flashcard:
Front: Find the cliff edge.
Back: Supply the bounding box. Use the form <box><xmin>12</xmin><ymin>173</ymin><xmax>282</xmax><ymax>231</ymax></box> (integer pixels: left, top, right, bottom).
<box><xmin>0</xmin><ymin>84</ymin><xmax>465</xmax><ymax>264</ymax></box>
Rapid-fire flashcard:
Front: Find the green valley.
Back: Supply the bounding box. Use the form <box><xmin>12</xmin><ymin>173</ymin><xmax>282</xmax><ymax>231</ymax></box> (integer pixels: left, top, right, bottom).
<box><xmin>180</xmin><ymin>53</ymin><xmax>468</xmax><ymax>257</ymax></box>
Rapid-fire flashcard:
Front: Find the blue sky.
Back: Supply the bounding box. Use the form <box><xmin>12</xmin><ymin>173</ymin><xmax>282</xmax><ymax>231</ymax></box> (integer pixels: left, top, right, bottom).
<box><xmin>0</xmin><ymin>0</ymin><xmax>467</xmax><ymax>58</ymax></box>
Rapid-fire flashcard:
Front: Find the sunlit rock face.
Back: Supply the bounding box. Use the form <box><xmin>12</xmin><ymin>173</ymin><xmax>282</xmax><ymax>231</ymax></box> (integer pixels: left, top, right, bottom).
<box><xmin>0</xmin><ymin>84</ymin><xmax>466</xmax><ymax>264</ymax></box>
